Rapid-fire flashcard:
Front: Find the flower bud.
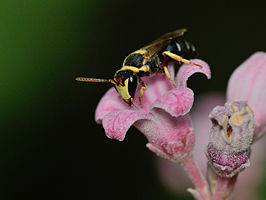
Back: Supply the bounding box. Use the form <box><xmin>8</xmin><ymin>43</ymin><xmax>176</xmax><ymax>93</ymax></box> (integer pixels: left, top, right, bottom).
<box><xmin>227</xmin><ymin>52</ymin><xmax>266</xmax><ymax>140</ymax></box>
<box><xmin>206</xmin><ymin>101</ymin><xmax>254</xmax><ymax>177</ymax></box>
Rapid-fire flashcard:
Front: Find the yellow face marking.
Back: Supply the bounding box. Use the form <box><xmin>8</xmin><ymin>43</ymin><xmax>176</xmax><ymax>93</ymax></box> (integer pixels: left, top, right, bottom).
<box><xmin>114</xmin><ymin>78</ymin><xmax>131</xmax><ymax>100</ymax></box>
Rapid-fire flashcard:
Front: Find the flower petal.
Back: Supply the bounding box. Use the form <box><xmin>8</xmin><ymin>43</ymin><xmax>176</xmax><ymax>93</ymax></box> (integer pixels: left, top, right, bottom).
<box><xmin>175</xmin><ymin>59</ymin><xmax>211</xmax><ymax>87</ymax></box>
<box><xmin>207</xmin><ymin>144</ymin><xmax>251</xmax><ymax>178</ymax></box>
<box><xmin>137</xmin><ymin>65</ymin><xmax>175</xmax><ymax>112</ymax></box>
<box><xmin>150</xmin><ymin>87</ymin><xmax>194</xmax><ymax>117</ymax></box>
<box><xmin>135</xmin><ymin>110</ymin><xmax>194</xmax><ymax>162</ymax></box>
<box><xmin>102</xmin><ymin>110</ymin><xmax>152</xmax><ymax>141</ymax></box>
<box><xmin>227</xmin><ymin>52</ymin><xmax>266</xmax><ymax>139</ymax></box>
<box><xmin>95</xmin><ymin>88</ymin><xmax>128</xmax><ymax>123</ymax></box>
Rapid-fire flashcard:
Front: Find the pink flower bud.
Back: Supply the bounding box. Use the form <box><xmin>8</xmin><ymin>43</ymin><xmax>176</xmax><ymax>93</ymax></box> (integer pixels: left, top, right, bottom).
<box><xmin>227</xmin><ymin>52</ymin><xmax>266</xmax><ymax>140</ymax></box>
<box><xmin>206</xmin><ymin>101</ymin><xmax>254</xmax><ymax>177</ymax></box>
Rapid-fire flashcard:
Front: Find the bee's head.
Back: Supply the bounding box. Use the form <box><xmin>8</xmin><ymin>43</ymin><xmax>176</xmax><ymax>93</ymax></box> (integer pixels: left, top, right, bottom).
<box><xmin>75</xmin><ymin>69</ymin><xmax>138</xmax><ymax>106</ymax></box>
<box><xmin>113</xmin><ymin>70</ymin><xmax>138</xmax><ymax>105</ymax></box>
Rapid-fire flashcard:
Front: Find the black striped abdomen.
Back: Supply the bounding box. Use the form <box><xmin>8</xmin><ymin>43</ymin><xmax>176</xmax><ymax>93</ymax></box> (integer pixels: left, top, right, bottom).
<box><xmin>163</xmin><ymin>39</ymin><xmax>198</xmax><ymax>60</ymax></box>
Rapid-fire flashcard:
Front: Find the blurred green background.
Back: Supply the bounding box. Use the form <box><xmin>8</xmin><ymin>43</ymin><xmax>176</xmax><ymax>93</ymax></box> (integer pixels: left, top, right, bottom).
<box><xmin>0</xmin><ymin>0</ymin><xmax>265</xmax><ymax>199</ymax></box>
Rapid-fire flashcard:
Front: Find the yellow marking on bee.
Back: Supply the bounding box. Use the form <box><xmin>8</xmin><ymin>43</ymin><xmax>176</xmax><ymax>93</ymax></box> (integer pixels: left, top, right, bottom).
<box><xmin>162</xmin><ymin>51</ymin><xmax>203</xmax><ymax>68</ymax></box>
<box><xmin>231</xmin><ymin>112</ymin><xmax>244</xmax><ymax>126</ymax></box>
<box><xmin>163</xmin><ymin>66</ymin><xmax>176</xmax><ymax>88</ymax></box>
<box><xmin>142</xmin><ymin>65</ymin><xmax>150</xmax><ymax>72</ymax></box>
<box><xmin>121</xmin><ymin>66</ymin><xmax>140</xmax><ymax>72</ymax></box>
<box><xmin>134</xmin><ymin>49</ymin><xmax>147</xmax><ymax>54</ymax></box>
<box><xmin>138</xmin><ymin>82</ymin><xmax>146</xmax><ymax>106</ymax></box>
<box><xmin>121</xmin><ymin>65</ymin><xmax>150</xmax><ymax>73</ymax></box>
<box><xmin>128</xmin><ymin>98</ymin><xmax>134</xmax><ymax>106</ymax></box>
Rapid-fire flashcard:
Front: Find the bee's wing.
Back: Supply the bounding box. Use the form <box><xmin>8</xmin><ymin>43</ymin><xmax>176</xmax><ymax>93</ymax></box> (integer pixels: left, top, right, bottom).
<box><xmin>139</xmin><ymin>28</ymin><xmax>187</xmax><ymax>58</ymax></box>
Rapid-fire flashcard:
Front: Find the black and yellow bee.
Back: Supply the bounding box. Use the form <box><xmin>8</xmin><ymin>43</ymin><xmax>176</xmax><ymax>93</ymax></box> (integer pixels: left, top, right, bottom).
<box><xmin>76</xmin><ymin>28</ymin><xmax>201</xmax><ymax>106</ymax></box>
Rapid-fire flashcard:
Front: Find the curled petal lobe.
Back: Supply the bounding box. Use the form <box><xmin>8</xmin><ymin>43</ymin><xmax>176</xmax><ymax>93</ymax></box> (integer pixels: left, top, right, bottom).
<box><xmin>95</xmin><ymin>88</ymin><xmax>128</xmax><ymax>123</ymax></box>
<box><xmin>102</xmin><ymin>110</ymin><xmax>152</xmax><ymax>141</ymax></box>
<box><xmin>227</xmin><ymin>52</ymin><xmax>266</xmax><ymax>139</ymax></box>
<box><xmin>150</xmin><ymin>87</ymin><xmax>194</xmax><ymax>117</ymax></box>
<box><xmin>175</xmin><ymin>59</ymin><xmax>211</xmax><ymax>87</ymax></box>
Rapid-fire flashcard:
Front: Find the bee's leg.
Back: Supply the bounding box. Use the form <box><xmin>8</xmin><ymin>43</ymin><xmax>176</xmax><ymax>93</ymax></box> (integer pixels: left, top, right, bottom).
<box><xmin>163</xmin><ymin>66</ymin><xmax>176</xmax><ymax>88</ymax></box>
<box><xmin>162</xmin><ymin>51</ymin><xmax>202</xmax><ymax>68</ymax></box>
<box><xmin>138</xmin><ymin>81</ymin><xmax>146</xmax><ymax>106</ymax></box>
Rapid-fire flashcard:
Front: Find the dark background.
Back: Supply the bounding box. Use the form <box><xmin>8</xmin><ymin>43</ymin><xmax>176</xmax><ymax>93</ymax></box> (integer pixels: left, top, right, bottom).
<box><xmin>1</xmin><ymin>0</ymin><xmax>266</xmax><ymax>199</ymax></box>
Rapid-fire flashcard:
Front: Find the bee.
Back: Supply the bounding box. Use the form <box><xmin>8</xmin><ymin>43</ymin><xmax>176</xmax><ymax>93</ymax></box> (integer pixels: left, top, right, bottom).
<box><xmin>76</xmin><ymin>28</ymin><xmax>202</xmax><ymax>106</ymax></box>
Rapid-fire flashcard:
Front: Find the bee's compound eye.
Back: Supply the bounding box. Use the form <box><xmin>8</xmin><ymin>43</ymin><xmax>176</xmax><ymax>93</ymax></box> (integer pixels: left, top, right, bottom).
<box><xmin>128</xmin><ymin>74</ymin><xmax>138</xmax><ymax>98</ymax></box>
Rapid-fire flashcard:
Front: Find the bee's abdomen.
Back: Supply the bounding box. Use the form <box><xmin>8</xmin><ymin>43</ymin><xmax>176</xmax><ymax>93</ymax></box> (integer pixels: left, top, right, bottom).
<box><xmin>164</xmin><ymin>39</ymin><xmax>198</xmax><ymax>59</ymax></box>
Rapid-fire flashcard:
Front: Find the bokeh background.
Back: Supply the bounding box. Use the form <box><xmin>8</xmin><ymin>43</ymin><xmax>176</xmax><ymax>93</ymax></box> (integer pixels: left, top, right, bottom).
<box><xmin>1</xmin><ymin>0</ymin><xmax>266</xmax><ymax>199</ymax></box>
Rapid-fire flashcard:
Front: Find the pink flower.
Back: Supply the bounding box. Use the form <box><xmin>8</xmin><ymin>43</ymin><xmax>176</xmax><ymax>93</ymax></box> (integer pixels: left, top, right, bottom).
<box><xmin>206</xmin><ymin>101</ymin><xmax>254</xmax><ymax>178</ymax></box>
<box><xmin>227</xmin><ymin>52</ymin><xmax>266</xmax><ymax>140</ymax></box>
<box><xmin>95</xmin><ymin>59</ymin><xmax>211</xmax><ymax>162</ymax></box>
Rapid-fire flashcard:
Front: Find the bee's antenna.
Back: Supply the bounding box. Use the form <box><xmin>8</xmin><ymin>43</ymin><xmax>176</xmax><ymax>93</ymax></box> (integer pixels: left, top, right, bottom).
<box><xmin>75</xmin><ymin>77</ymin><xmax>116</xmax><ymax>85</ymax></box>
